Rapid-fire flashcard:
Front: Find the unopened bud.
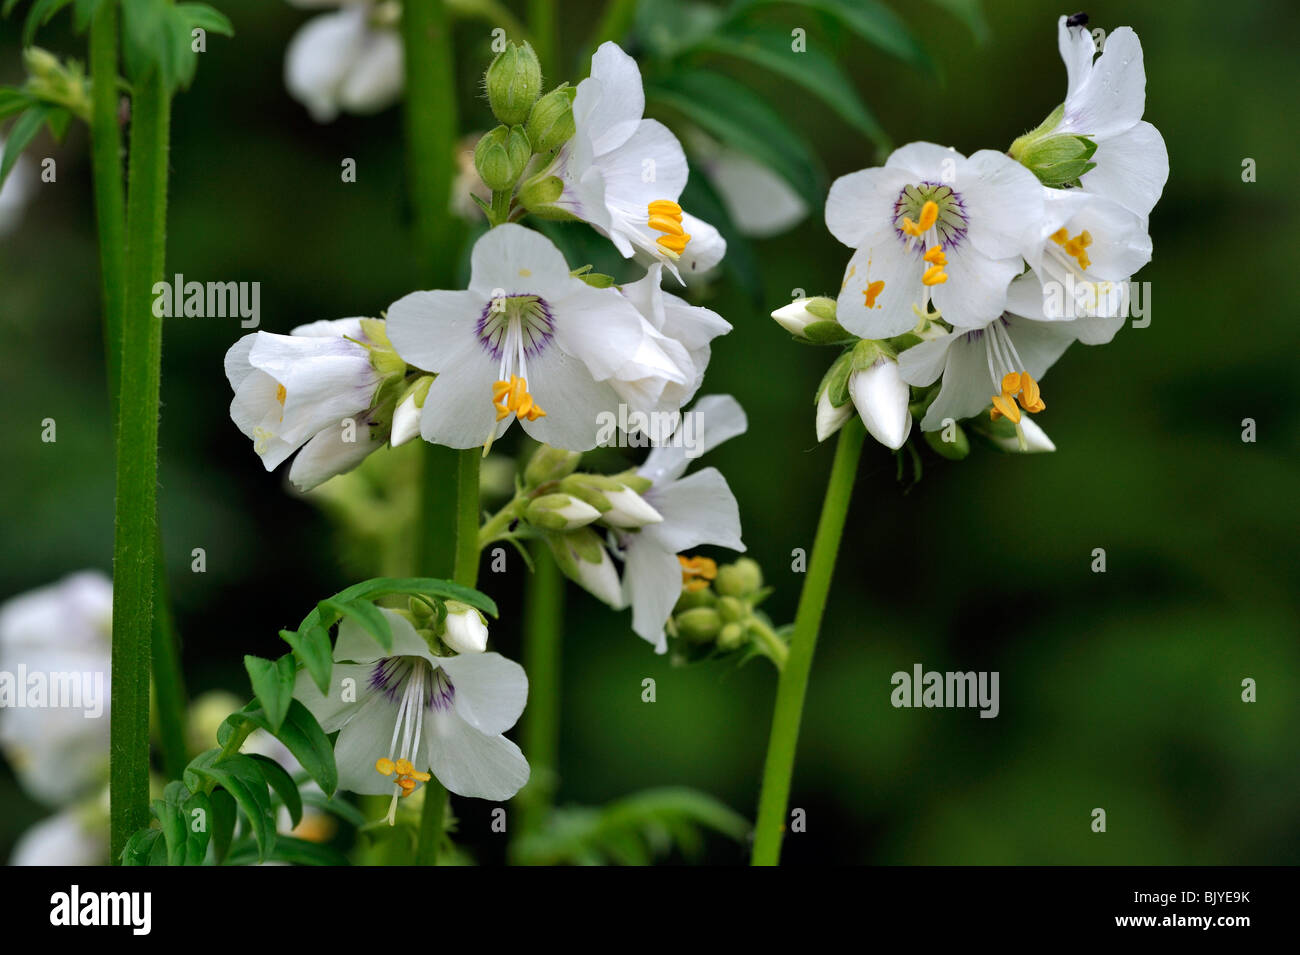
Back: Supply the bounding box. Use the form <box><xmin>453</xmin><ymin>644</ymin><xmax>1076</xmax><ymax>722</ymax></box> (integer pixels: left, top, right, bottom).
<box><xmin>676</xmin><ymin>607</ymin><xmax>722</xmax><ymax>644</ymax></box>
<box><xmin>716</xmin><ymin>622</ymin><xmax>745</xmax><ymax>651</ymax></box>
<box><xmin>715</xmin><ymin>558</ymin><xmax>762</xmax><ymax>597</ymax></box>
<box><xmin>391</xmin><ymin>376</ymin><xmax>432</xmax><ymax>447</ymax></box>
<box><xmin>600</xmin><ymin>487</ymin><xmax>663</xmax><ymax>529</ymax></box>
<box><xmin>486</xmin><ymin>41</ymin><xmax>542</xmax><ymax>126</ymax></box>
<box><xmin>474</xmin><ymin>125</ymin><xmax>531</xmax><ymax>192</ymax></box>
<box><xmin>772</xmin><ymin>297</ymin><xmax>850</xmax><ymax>342</ymax></box>
<box><xmin>442</xmin><ymin>602</ymin><xmax>489</xmax><ymax>654</ymax></box>
<box><xmin>525</xmin><ymin>493</ymin><xmax>601</xmax><ymax>531</ymax></box>
<box><xmin>524</xmin><ymin>444</ymin><xmax>582</xmax><ymax>487</ymax></box>
<box><xmin>526</xmin><ymin>84</ymin><xmax>575</xmax><ymax>154</ymax></box>
<box><xmin>849</xmin><ymin>357</ymin><xmax>912</xmax><ymax>451</ymax></box>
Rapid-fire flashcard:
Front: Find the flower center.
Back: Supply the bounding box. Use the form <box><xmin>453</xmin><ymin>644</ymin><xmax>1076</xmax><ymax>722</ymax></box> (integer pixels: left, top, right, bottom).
<box><xmin>647</xmin><ymin>199</ymin><xmax>691</xmax><ymax>259</ymax></box>
<box><xmin>972</xmin><ymin>319</ymin><xmax>1046</xmax><ymax>449</ymax></box>
<box><xmin>1049</xmin><ymin>227</ymin><xmax>1093</xmax><ymax>270</ymax></box>
<box><xmin>477</xmin><ymin>294</ymin><xmax>554</xmax><ymax>433</ymax></box>
<box><xmin>367</xmin><ymin>658</ymin><xmax>454</xmax><ymax>825</ymax></box>
<box><xmin>894</xmin><ymin>182</ymin><xmax>968</xmax><ymax>251</ymax></box>
<box><xmin>678</xmin><ymin>554</ymin><xmax>718</xmax><ymax>592</ymax></box>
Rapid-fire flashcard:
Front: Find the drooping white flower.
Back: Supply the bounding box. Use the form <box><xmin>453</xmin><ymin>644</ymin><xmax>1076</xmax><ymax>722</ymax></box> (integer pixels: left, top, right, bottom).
<box><xmin>685</xmin><ymin>128</ymin><xmax>808</xmax><ymax>238</ymax></box>
<box><xmin>898</xmin><ymin>270</ymin><xmax>1124</xmax><ymax>433</ymax></box>
<box><xmin>1052</xmin><ymin>17</ymin><xmax>1168</xmax><ymax>218</ymax></box>
<box><xmin>815</xmin><ymin>389</ymin><xmax>853</xmax><ymax>442</ymax></box>
<box><xmin>1030</xmin><ymin>187</ymin><xmax>1151</xmax><ymax>319</ymax></box>
<box><xmin>849</xmin><ymin>358</ymin><xmax>912</xmax><ymax>451</ymax></box>
<box><xmin>285</xmin><ymin>0</ymin><xmax>403</xmax><ymax>123</ymax></box>
<box><xmin>225</xmin><ymin>317</ymin><xmax>392</xmax><ymax>491</ymax></box>
<box><xmin>0</xmin><ymin>139</ymin><xmax>33</xmax><ymax>237</ymax></box>
<box><xmin>0</xmin><ymin>573</ymin><xmax>112</xmax><ymax>806</ymax></box>
<box><xmin>442</xmin><ymin>604</ymin><xmax>489</xmax><ymax>655</ymax></box>
<box><xmin>385</xmin><ymin>224</ymin><xmax>690</xmax><ymax>452</ymax></box>
<box><xmin>617</xmin><ymin>395</ymin><xmax>747</xmax><ymax>653</ymax></box>
<box><xmin>827</xmin><ymin>142</ymin><xmax>1045</xmax><ymax>337</ymax></box>
<box><xmin>9</xmin><ymin>804</ymin><xmax>107</xmax><ymax>865</ymax></box>
<box><xmin>616</xmin><ymin>262</ymin><xmax>732</xmax><ymax>431</ymax></box>
<box><xmin>294</xmin><ymin>608</ymin><xmax>529</xmax><ymax>817</ymax></box>
<box><xmin>527</xmin><ymin>42</ymin><xmax>726</xmax><ymax>282</ymax></box>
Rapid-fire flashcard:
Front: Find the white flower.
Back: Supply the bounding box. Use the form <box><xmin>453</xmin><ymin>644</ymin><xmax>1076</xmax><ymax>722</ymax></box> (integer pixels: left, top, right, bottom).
<box><xmin>531</xmin><ymin>42</ymin><xmax>726</xmax><ymax>282</ymax></box>
<box><xmin>815</xmin><ymin>389</ymin><xmax>853</xmax><ymax>442</ymax></box>
<box><xmin>0</xmin><ymin>139</ymin><xmax>33</xmax><ymax>238</ymax></box>
<box><xmin>285</xmin><ymin>1</ymin><xmax>402</xmax><ymax>123</ymax></box>
<box><xmin>294</xmin><ymin>608</ymin><xmax>529</xmax><ymax>817</ymax></box>
<box><xmin>991</xmin><ymin>416</ymin><xmax>1056</xmax><ymax>453</ymax></box>
<box><xmin>827</xmin><ymin>142</ymin><xmax>1044</xmax><ymax>337</ymax></box>
<box><xmin>9</xmin><ymin>805</ymin><xmax>107</xmax><ymax>865</ymax></box>
<box><xmin>0</xmin><ymin>573</ymin><xmax>112</xmax><ymax>806</ymax></box>
<box><xmin>224</xmin><ymin>318</ymin><xmax>387</xmax><ymax>491</ymax></box>
<box><xmin>898</xmin><ymin>270</ymin><xmax>1124</xmax><ymax>432</ymax></box>
<box><xmin>386</xmin><ymin>224</ymin><xmax>689</xmax><ymax>452</ymax></box>
<box><xmin>618</xmin><ymin>395</ymin><xmax>747</xmax><ymax>652</ymax></box>
<box><xmin>686</xmin><ymin>128</ymin><xmax>808</xmax><ymax>238</ymax></box>
<box><xmin>1031</xmin><ymin>187</ymin><xmax>1151</xmax><ymax>319</ymax></box>
<box><xmin>849</xmin><ymin>358</ymin><xmax>912</xmax><ymax>451</ymax></box>
<box><xmin>1052</xmin><ymin>17</ymin><xmax>1168</xmax><ymax>218</ymax></box>
<box><xmin>442</xmin><ymin>605</ymin><xmax>489</xmax><ymax>655</ymax></box>
<box><xmin>616</xmin><ymin>262</ymin><xmax>732</xmax><ymax>431</ymax></box>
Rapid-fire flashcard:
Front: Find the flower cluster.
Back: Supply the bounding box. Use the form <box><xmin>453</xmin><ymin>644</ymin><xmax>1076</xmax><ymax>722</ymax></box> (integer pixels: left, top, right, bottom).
<box><xmin>777</xmin><ymin>16</ymin><xmax>1167</xmax><ymax>455</ymax></box>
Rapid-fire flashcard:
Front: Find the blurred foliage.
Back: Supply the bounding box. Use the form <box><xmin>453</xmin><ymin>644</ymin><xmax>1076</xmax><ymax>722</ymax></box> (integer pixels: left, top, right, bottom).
<box><xmin>1</xmin><ymin>0</ymin><xmax>1298</xmax><ymax>864</ymax></box>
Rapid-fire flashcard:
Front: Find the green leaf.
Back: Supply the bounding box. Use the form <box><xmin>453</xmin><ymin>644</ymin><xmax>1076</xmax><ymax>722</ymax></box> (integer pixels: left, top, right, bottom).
<box><xmin>318</xmin><ymin>598</ymin><xmax>393</xmax><ymax>653</ymax></box>
<box><xmin>922</xmin><ymin>0</ymin><xmax>989</xmax><ymax>44</ymax></box>
<box><xmin>226</xmin><ymin>701</ymin><xmax>339</xmax><ymax>797</ymax></box>
<box><xmin>73</xmin><ymin>0</ymin><xmax>108</xmax><ymax>33</ymax></box>
<box><xmin>688</xmin><ymin>23</ymin><xmax>890</xmax><ymax>151</ymax></box>
<box><xmin>735</xmin><ymin>0</ymin><xmax>936</xmax><ymax>75</ymax></box>
<box><xmin>249</xmin><ymin>753</ymin><xmax>303</xmax><ymax>829</ymax></box>
<box><xmin>329</xmin><ymin>577</ymin><xmax>500</xmax><ymax>619</ymax></box>
<box><xmin>244</xmin><ymin>653</ymin><xmax>296</xmax><ymax>731</ymax></box>
<box><xmin>2</xmin><ymin>0</ymin><xmax>23</xmax><ymax>17</ymax></box>
<box><xmin>0</xmin><ymin>88</ymin><xmax>35</xmax><ymax>120</ymax></box>
<box><xmin>153</xmin><ymin>780</ymin><xmax>190</xmax><ymax>866</ymax></box>
<box><xmin>187</xmin><ymin>750</ymin><xmax>277</xmax><ymax>862</ymax></box>
<box><xmin>648</xmin><ymin>71</ymin><xmax>823</xmax><ymax>208</ymax></box>
<box><xmin>23</xmin><ymin>0</ymin><xmax>73</xmax><ymax>45</ymax></box>
<box><xmin>301</xmin><ymin>788</ymin><xmax>368</xmax><ymax>828</ymax></box>
<box><xmin>120</xmin><ymin>826</ymin><xmax>161</xmax><ymax>866</ymax></box>
<box><xmin>176</xmin><ymin>2</ymin><xmax>233</xmax><ymax>35</ymax></box>
<box><xmin>281</xmin><ymin>625</ymin><xmax>332</xmax><ymax>695</ymax></box>
<box><xmin>224</xmin><ymin>836</ymin><xmax>350</xmax><ymax>867</ymax></box>
<box><xmin>209</xmin><ymin>788</ymin><xmax>237</xmax><ymax>864</ymax></box>
<box><xmin>1</xmin><ymin>103</ymin><xmax>52</xmax><ymax>189</ymax></box>
<box><xmin>44</xmin><ymin>106</ymin><xmax>71</xmax><ymax>142</ymax></box>
<box><xmin>182</xmin><ymin>790</ymin><xmax>213</xmax><ymax>865</ymax></box>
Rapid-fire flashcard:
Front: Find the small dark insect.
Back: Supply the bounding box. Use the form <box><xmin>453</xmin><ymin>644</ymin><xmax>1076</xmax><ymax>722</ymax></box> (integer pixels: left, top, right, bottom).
<box><xmin>1066</xmin><ymin>12</ymin><xmax>1089</xmax><ymax>28</ymax></box>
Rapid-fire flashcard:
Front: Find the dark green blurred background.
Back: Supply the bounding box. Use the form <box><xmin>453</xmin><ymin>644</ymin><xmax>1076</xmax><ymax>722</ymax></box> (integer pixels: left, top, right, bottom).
<box><xmin>2</xmin><ymin>0</ymin><xmax>1297</xmax><ymax>864</ymax></box>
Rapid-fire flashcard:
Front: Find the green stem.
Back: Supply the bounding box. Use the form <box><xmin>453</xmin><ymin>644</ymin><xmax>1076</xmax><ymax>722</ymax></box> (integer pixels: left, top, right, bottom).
<box><xmin>109</xmin><ymin>69</ymin><xmax>171</xmax><ymax>862</ymax></box>
<box><xmin>527</xmin><ymin>0</ymin><xmax>558</xmax><ymax>77</ymax></box>
<box><xmin>515</xmin><ymin>544</ymin><xmax>564</xmax><ymax>838</ymax></box>
<box><xmin>478</xmin><ymin>495</ymin><xmax>524</xmax><ymax>550</ymax></box>
<box><xmin>750</xmin><ymin>418</ymin><xmax>865</xmax><ymax>866</ymax></box>
<box><xmin>150</xmin><ymin>547</ymin><xmax>188</xmax><ymax>778</ymax></box>
<box><xmin>746</xmin><ymin>616</ymin><xmax>789</xmax><ymax>670</ymax></box>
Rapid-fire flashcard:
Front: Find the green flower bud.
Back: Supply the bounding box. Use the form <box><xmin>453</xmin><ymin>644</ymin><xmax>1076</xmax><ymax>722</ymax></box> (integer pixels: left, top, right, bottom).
<box><xmin>674</xmin><ymin>587</ymin><xmax>716</xmax><ymax>612</ymax></box>
<box><xmin>524</xmin><ymin>444</ymin><xmax>582</xmax><ymax>487</ymax></box>
<box><xmin>1009</xmin><ymin>104</ymin><xmax>1098</xmax><ymax>187</ymax></box>
<box><xmin>525</xmin><ymin>493</ymin><xmax>601</xmax><ymax>531</ymax></box>
<box><xmin>526</xmin><ymin>84</ymin><xmax>576</xmax><ymax>154</ymax></box>
<box><xmin>924</xmin><ymin>423</ymin><xmax>970</xmax><ymax>460</ymax></box>
<box><xmin>486</xmin><ymin>41</ymin><xmax>542</xmax><ymax>126</ymax></box>
<box><xmin>716</xmin><ymin>622</ymin><xmax>745</xmax><ymax>651</ymax></box>
<box><xmin>676</xmin><ymin>607</ymin><xmax>722</xmax><ymax>644</ymax></box>
<box><xmin>715</xmin><ymin>558</ymin><xmax>763</xmax><ymax>598</ymax></box>
<box><xmin>716</xmin><ymin>595</ymin><xmax>745</xmax><ymax>623</ymax></box>
<box><xmin>517</xmin><ymin>172</ymin><xmax>571</xmax><ymax>219</ymax></box>
<box><xmin>474</xmin><ymin>125</ymin><xmax>532</xmax><ymax>192</ymax></box>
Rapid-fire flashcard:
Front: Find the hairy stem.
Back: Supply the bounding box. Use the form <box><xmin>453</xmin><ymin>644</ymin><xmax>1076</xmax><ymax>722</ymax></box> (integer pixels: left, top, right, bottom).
<box><xmin>109</xmin><ymin>69</ymin><xmax>171</xmax><ymax>862</ymax></box>
<box><xmin>751</xmin><ymin>418</ymin><xmax>864</xmax><ymax>866</ymax></box>
<box><xmin>515</xmin><ymin>544</ymin><xmax>564</xmax><ymax>839</ymax></box>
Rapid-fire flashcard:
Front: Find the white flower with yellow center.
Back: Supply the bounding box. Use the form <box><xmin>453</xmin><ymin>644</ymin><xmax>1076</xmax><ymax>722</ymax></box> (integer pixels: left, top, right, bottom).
<box><xmin>617</xmin><ymin>395</ymin><xmax>747</xmax><ymax>653</ymax></box>
<box><xmin>1031</xmin><ymin>187</ymin><xmax>1151</xmax><ymax>320</ymax></box>
<box><xmin>528</xmin><ymin>42</ymin><xmax>725</xmax><ymax>282</ymax></box>
<box><xmin>1051</xmin><ymin>16</ymin><xmax>1168</xmax><ymax>219</ymax></box>
<box><xmin>225</xmin><ymin>318</ymin><xmax>390</xmax><ymax>491</ymax></box>
<box><xmin>898</xmin><ymin>270</ymin><xmax>1124</xmax><ymax>439</ymax></box>
<box><xmin>0</xmin><ymin>572</ymin><xmax>112</xmax><ymax>807</ymax></box>
<box><xmin>285</xmin><ymin>0</ymin><xmax>402</xmax><ymax>123</ymax></box>
<box><xmin>386</xmin><ymin>224</ymin><xmax>689</xmax><ymax>452</ymax></box>
<box><xmin>293</xmin><ymin>608</ymin><xmax>529</xmax><ymax>820</ymax></box>
<box><xmin>827</xmin><ymin>142</ymin><xmax>1044</xmax><ymax>338</ymax></box>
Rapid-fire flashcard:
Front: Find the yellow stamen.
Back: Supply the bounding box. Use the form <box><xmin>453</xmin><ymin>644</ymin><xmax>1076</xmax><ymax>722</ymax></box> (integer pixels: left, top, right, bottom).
<box><xmin>917</xmin><ymin>200</ymin><xmax>938</xmax><ymax>232</ymax></box>
<box><xmin>901</xmin><ymin>217</ymin><xmax>922</xmax><ymax>237</ymax></box>
<box><xmin>656</xmin><ymin>232</ymin><xmax>691</xmax><ymax>254</ymax></box>
<box><xmin>647</xmin><ymin>214</ymin><xmax>684</xmax><ymax>236</ymax></box>
<box><xmin>1050</xmin><ymin>227</ymin><xmax>1069</xmax><ymax>245</ymax></box>
<box><xmin>1058</xmin><ymin>229</ymin><xmax>1095</xmax><ymax>271</ymax></box>
<box><xmin>923</xmin><ymin>245</ymin><xmax>947</xmax><ymax>265</ymax></box>
<box><xmin>375</xmin><ymin>758</ymin><xmax>396</xmax><ymax>776</ymax></box>
<box><xmin>922</xmin><ymin>265</ymin><xmax>948</xmax><ymax>286</ymax></box>
<box><xmin>394</xmin><ymin>758</ymin><xmax>414</xmax><ymax>776</ymax></box>
<box><xmin>863</xmin><ymin>280</ymin><xmax>885</xmax><ymax>308</ymax></box>
<box><xmin>989</xmin><ymin>370</ymin><xmax>1045</xmax><ymax>422</ymax></box>
<box><xmin>647</xmin><ymin>199</ymin><xmax>682</xmax><ymax>217</ymax></box>
<box><xmin>990</xmin><ymin>393</ymin><xmax>1021</xmax><ymax>423</ymax></box>
<box><xmin>492</xmin><ymin>374</ymin><xmax>546</xmax><ymax>422</ymax></box>
<box><xmin>647</xmin><ymin>199</ymin><xmax>691</xmax><ymax>257</ymax></box>
<box><xmin>678</xmin><ymin>554</ymin><xmax>718</xmax><ymax>592</ymax></box>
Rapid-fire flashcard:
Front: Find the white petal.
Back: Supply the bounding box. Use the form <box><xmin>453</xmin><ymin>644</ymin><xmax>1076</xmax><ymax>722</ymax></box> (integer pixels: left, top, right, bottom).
<box><xmin>622</xmin><ymin>541</ymin><xmax>682</xmax><ymax>653</ymax></box>
<box><xmin>1057</xmin><ymin>15</ymin><xmax>1097</xmax><ymax>102</ymax></box>
<box><xmin>425</xmin><ymin>713</ymin><xmax>530</xmax><ymax>801</ymax></box>
<box><xmin>1062</xmin><ymin>26</ymin><xmax>1146</xmax><ymax>140</ymax></box>
<box><xmin>437</xmin><ymin>652</ymin><xmax>527</xmax><ymax>735</ymax></box>
<box><xmin>441</xmin><ymin>610</ymin><xmax>489</xmax><ymax>655</ymax></box>
<box><xmin>834</xmin><ymin>233</ymin><xmax>923</xmax><ymax>339</ymax></box>
<box><xmin>337</xmin><ymin>28</ymin><xmax>403</xmax><ymax>115</ymax></box>
<box><xmin>385</xmin><ymin>289</ymin><xmax>484</xmax><ymax>374</ymax></box>
<box><xmin>519</xmin><ymin>344</ymin><xmax>623</xmax><ymax>452</ymax></box>
<box><xmin>639</xmin><ymin>393</ymin><xmax>747</xmax><ymax>484</ymax></box>
<box><xmin>825</xmin><ymin>164</ymin><xmax>913</xmax><ymax>249</ymax></box>
<box><xmin>1081</xmin><ymin>120</ymin><xmax>1168</xmax><ymax>220</ymax></box>
<box><xmin>333</xmin><ymin>695</ymin><xmax>405</xmax><ymax>795</ymax></box>
<box><xmin>884</xmin><ymin>141</ymin><xmax>964</xmax><ymax>182</ymax></box>
<box><xmin>467</xmin><ymin>223</ymin><xmax>574</xmax><ymax>302</ymax></box>
<box><xmin>641</xmin><ymin>467</ymin><xmax>744</xmax><ymax>554</ymax></box>
<box><xmin>292</xmin><ymin>663</ymin><xmax>375</xmax><ymax>733</ymax></box>
<box><xmin>594</xmin><ymin>119</ymin><xmax>688</xmax><ymax>213</ymax></box>
<box><xmin>849</xmin><ymin>361</ymin><xmax>912</xmax><ymax>451</ymax></box>
<box><xmin>815</xmin><ymin>390</ymin><xmax>852</xmax><ymax>442</ymax></box>
<box><xmin>223</xmin><ymin>334</ymin><xmax>258</xmax><ymax>392</ymax></box>
<box><xmin>704</xmin><ymin>145</ymin><xmax>807</xmax><ymax>237</ymax></box>
<box><xmin>916</xmin><ymin>329</ymin><xmax>997</xmax><ymax>430</ymax></box>
<box><xmin>961</xmin><ymin>149</ymin><xmax>1045</xmax><ymax>261</ymax></box>
<box><xmin>333</xmin><ymin>608</ymin><xmax>433</xmax><ymax>665</ymax></box>
<box><xmin>288</xmin><ymin>421</ymin><xmax>383</xmax><ymax>491</ymax></box>
<box><xmin>896</xmin><ymin>334</ymin><xmax>954</xmax><ymax>388</ymax></box>
<box><xmin>389</xmin><ymin>393</ymin><xmax>421</xmax><ymax>447</ymax></box>
<box><xmin>929</xmin><ymin>246</ymin><xmax>1021</xmax><ymax>331</ymax></box>
<box><xmin>284</xmin><ymin>9</ymin><xmax>366</xmax><ymax>123</ymax></box>
<box><xmin>575</xmin><ymin>42</ymin><xmax>646</xmax><ymax>156</ymax></box>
